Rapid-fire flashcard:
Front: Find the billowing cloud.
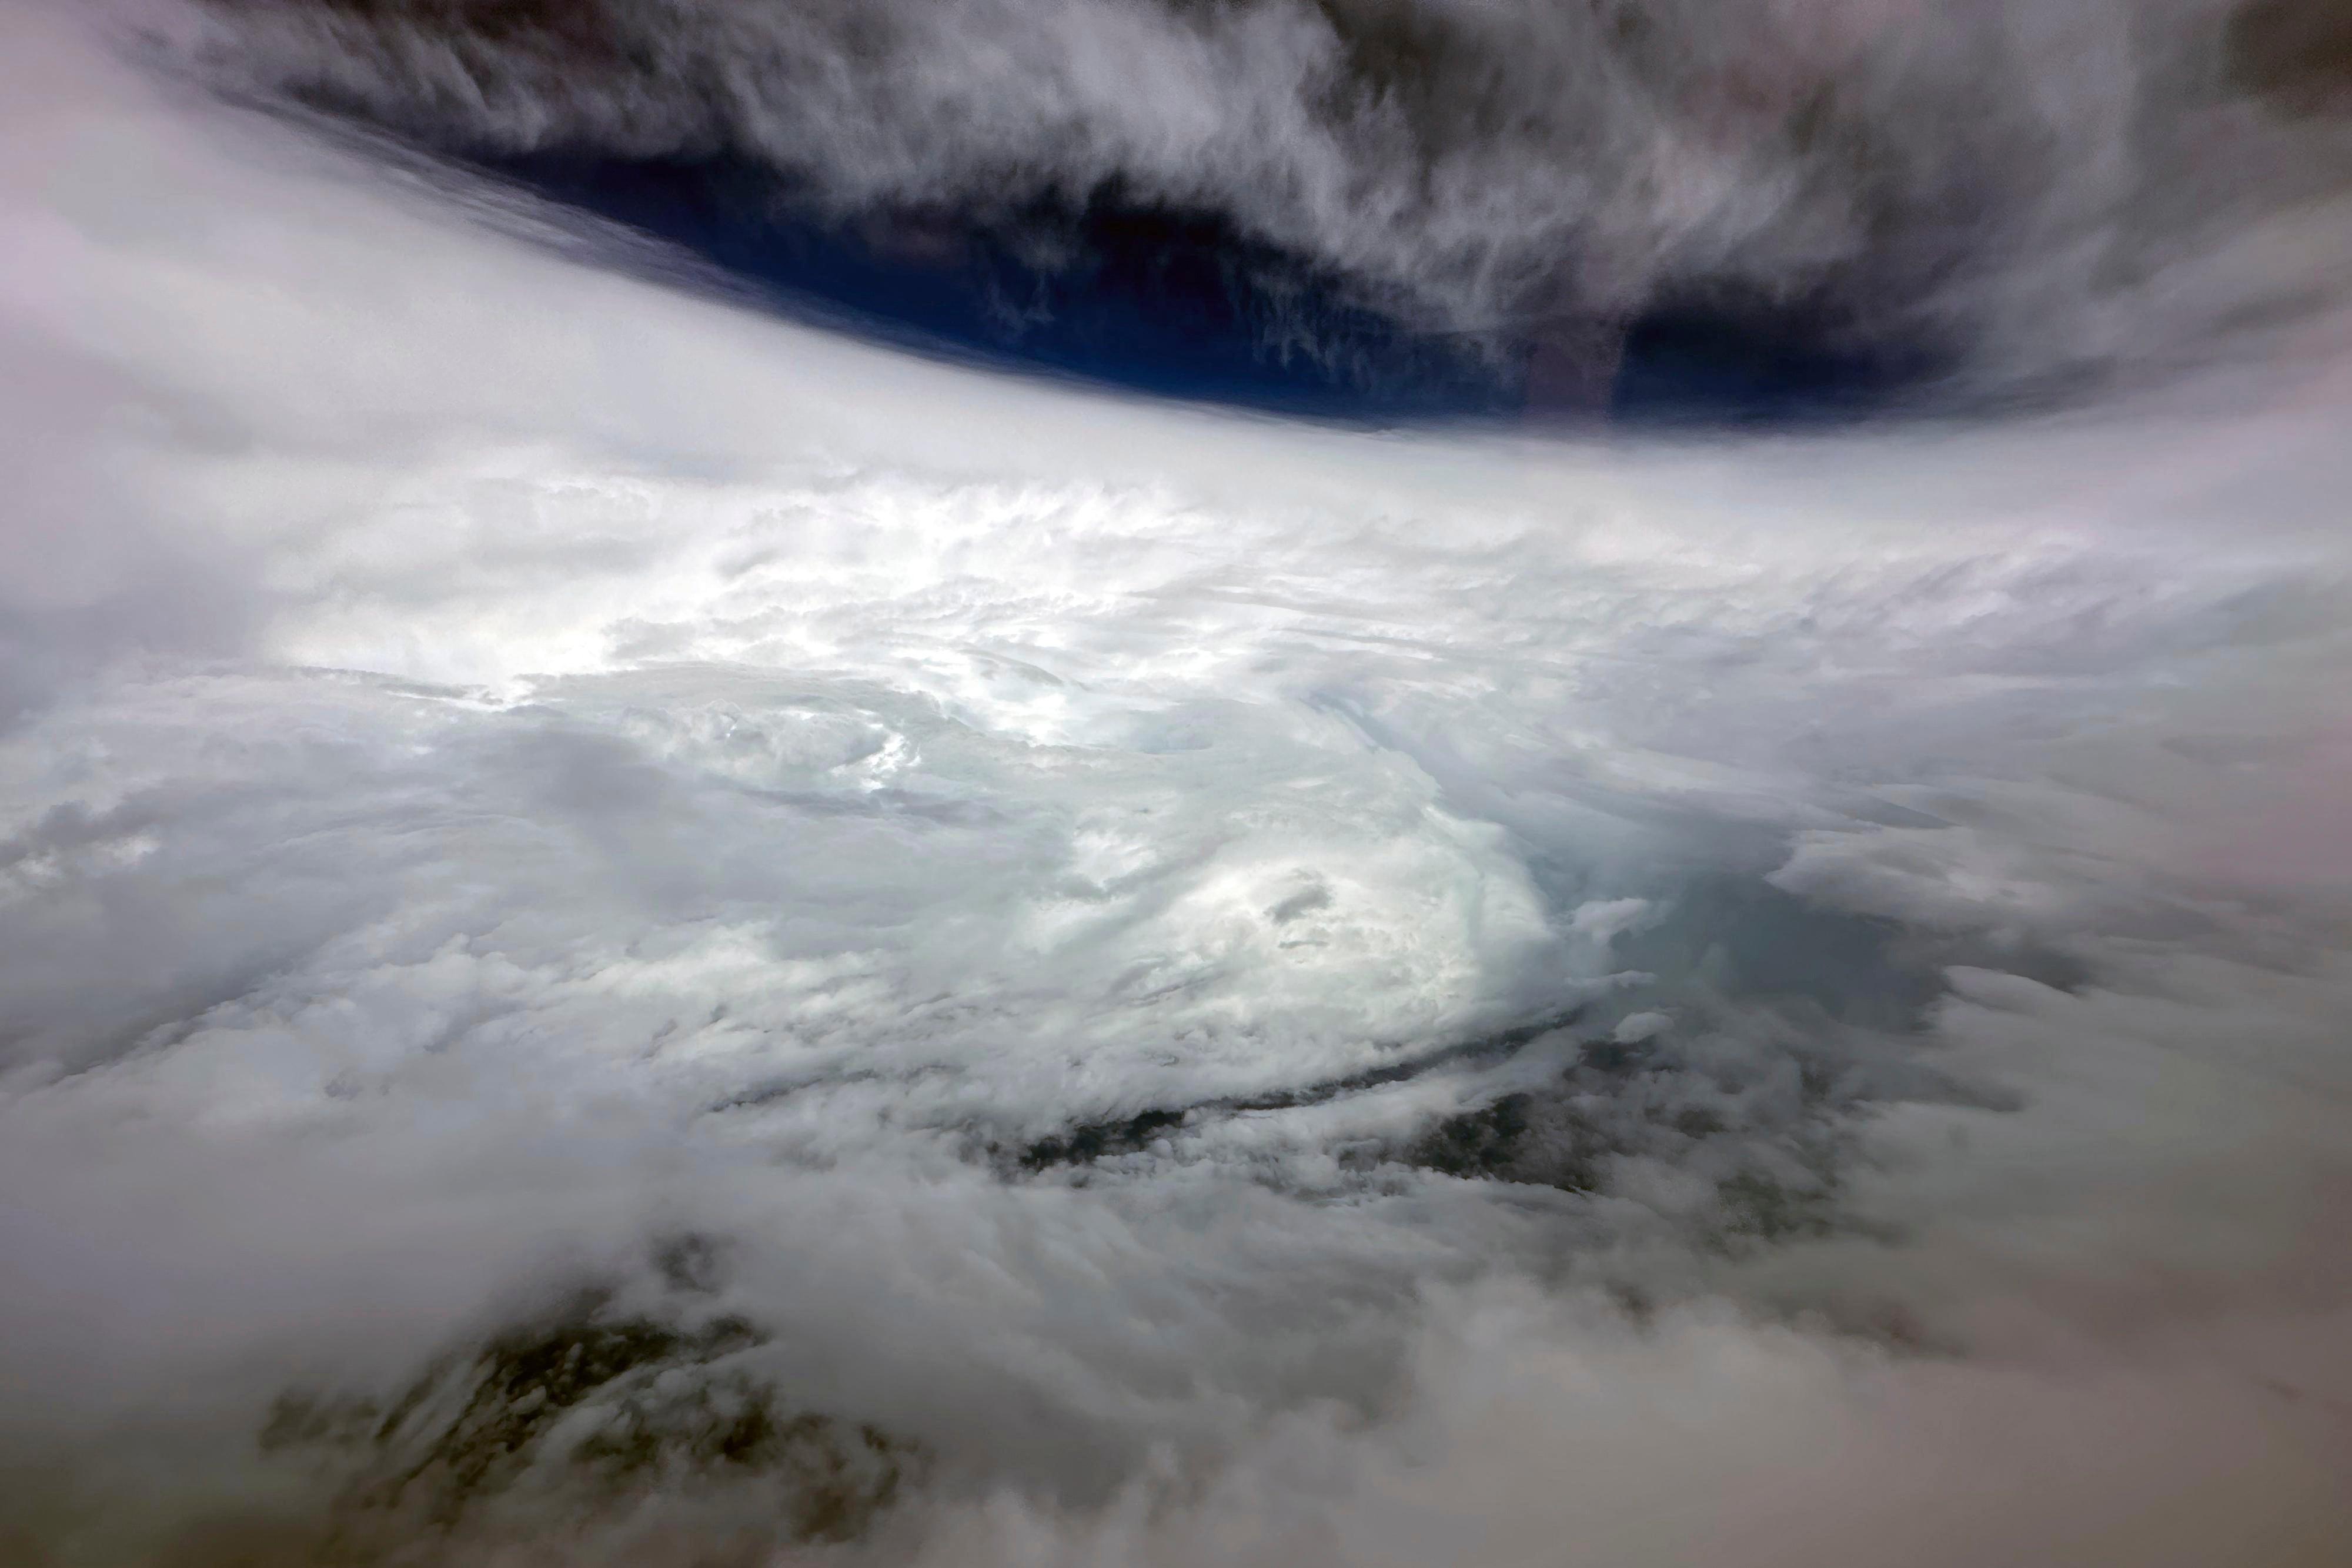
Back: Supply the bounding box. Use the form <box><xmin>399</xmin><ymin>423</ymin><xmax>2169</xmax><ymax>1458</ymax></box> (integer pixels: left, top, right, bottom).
<box><xmin>2</xmin><ymin>3</ymin><xmax>2350</xmax><ymax>1564</ymax></box>
<box><xmin>155</xmin><ymin>0</ymin><xmax>2352</xmax><ymax>405</ymax></box>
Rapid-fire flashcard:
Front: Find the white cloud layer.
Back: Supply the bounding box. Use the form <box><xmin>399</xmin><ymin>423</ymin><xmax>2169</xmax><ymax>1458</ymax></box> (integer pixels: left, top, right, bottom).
<box><xmin>2</xmin><ymin>4</ymin><xmax>2350</xmax><ymax>1563</ymax></box>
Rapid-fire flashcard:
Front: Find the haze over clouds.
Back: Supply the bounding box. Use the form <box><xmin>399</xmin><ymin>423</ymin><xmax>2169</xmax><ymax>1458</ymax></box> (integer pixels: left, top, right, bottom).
<box><xmin>2</xmin><ymin>2</ymin><xmax>2350</xmax><ymax>1564</ymax></box>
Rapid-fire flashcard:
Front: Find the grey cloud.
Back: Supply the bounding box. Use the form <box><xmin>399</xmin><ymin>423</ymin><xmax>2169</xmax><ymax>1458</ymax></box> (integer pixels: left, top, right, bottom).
<box><xmin>168</xmin><ymin>0</ymin><xmax>2352</xmax><ymax>397</ymax></box>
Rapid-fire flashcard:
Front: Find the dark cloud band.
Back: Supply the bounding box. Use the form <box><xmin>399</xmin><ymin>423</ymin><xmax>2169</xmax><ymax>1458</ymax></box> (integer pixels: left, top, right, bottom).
<box><xmin>176</xmin><ymin>0</ymin><xmax>2352</xmax><ymax>417</ymax></box>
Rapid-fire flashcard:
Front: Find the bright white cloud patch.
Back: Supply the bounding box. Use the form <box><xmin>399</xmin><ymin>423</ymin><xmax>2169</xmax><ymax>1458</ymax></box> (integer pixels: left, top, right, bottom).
<box><xmin>2</xmin><ymin>5</ymin><xmax>2351</xmax><ymax>1564</ymax></box>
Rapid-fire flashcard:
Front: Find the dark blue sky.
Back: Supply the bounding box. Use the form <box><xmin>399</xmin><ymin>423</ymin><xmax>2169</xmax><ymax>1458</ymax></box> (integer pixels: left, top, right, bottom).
<box><xmin>471</xmin><ymin>147</ymin><xmax>1947</xmax><ymax>428</ymax></box>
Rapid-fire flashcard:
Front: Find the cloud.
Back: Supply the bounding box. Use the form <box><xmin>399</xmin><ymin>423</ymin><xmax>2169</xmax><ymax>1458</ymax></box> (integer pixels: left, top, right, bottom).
<box><xmin>2</xmin><ymin>3</ymin><xmax>2350</xmax><ymax>1562</ymax></box>
<box><xmin>161</xmin><ymin>0</ymin><xmax>2352</xmax><ymax>401</ymax></box>
<box><xmin>883</xmin><ymin>1282</ymin><xmax>2352</xmax><ymax>1568</ymax></box>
